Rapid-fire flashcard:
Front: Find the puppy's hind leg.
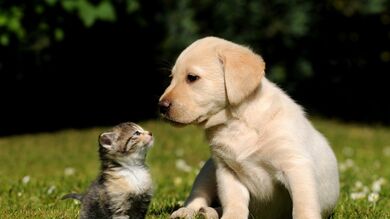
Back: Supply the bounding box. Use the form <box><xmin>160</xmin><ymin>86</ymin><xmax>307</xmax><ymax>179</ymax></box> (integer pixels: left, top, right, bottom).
<box><xmin>283</xmin><ymin>159</ymin><xmax>322</xmax><ymax>219</ymax></box>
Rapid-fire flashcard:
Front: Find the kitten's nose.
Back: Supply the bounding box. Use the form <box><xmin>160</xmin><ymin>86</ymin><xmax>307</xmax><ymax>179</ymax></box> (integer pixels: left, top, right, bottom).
<box><xmin>148</xmin><ymin>131</ymin><xmax>153</xmax><ymax>136</ymax></box>
<box><xmin>158</xmin><ymin>100</ymin><xmax>171</xmax><ymax>115</ymax></box>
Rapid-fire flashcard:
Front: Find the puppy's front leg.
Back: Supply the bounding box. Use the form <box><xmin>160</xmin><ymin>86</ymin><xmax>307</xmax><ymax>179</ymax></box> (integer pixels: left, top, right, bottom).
<box><xmin>171</xmin><ymin>159</ymin><xmax>218</xmax><ymax>219</ymax></box>
<box><xmin>216</xmin><ymin>163</ymin><xmax>250</xmax><ymax>219</ymax></box>
<box><xmin>284</xmin><ymin>159</ymin><xmax>322</xmax><ymax>219</ymax></box>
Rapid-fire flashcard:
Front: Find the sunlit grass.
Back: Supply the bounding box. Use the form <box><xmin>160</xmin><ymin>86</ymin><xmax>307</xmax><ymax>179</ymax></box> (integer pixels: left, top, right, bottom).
<box><xmin>0</xmin><ymin>118</ymin><xmax>389</xmax><ymax>218</ymax></box>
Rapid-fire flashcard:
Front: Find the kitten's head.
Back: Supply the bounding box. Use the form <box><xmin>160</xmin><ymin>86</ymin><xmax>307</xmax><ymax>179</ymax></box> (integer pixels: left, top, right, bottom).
<box><xmin>98</xmin><ymin>122</ymin><xmax>153</xmax><ymax>165</ymax></box>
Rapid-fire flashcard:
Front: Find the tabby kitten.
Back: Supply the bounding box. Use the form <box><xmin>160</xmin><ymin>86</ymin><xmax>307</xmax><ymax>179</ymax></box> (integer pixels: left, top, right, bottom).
<box><xmin>63</xmin><ymin>122</ymin><xmax>154</xmax><ymax>219</ymax></box>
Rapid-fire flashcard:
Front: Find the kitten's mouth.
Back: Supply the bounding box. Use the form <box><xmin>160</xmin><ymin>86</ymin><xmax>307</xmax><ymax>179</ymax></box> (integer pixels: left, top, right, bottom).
<box><xmin>145</xmin><ymin>137</ymin><xmax>154</xmax><ymax>148</ymax></box>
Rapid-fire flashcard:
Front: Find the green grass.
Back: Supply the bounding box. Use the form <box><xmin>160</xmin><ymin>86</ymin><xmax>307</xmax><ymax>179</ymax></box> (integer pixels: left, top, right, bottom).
<box><xmin>0</xmin><ymin>118</ymin><xmax>389</xmax><ymax>218</ymax></box>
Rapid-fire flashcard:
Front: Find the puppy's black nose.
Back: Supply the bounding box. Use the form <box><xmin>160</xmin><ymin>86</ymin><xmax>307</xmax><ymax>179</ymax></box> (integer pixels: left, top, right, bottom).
<box><xmin>159</xmin><ymin>100</ymin><xmax>171</xmax><ymax>115</ymax></box>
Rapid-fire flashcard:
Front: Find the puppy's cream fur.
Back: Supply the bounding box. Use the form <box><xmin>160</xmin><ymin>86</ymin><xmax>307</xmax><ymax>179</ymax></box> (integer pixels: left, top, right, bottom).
<box><xmin>160</xmin><ymin>37</ymin><xmax>339</xmax><ymax>219</ymax></box>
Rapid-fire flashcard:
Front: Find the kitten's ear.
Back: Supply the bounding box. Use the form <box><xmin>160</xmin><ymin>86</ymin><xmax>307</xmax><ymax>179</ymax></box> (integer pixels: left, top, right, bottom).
<box><xmin>99</xmin><ymin>132</ymin><xmax>116</xmax><ymax>149</ymax></box>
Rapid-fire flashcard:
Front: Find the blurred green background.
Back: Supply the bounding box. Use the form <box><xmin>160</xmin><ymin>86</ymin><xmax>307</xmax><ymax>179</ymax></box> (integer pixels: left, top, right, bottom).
<box><xmin>1</xmin><ymin>0</ymin><xmax>389</xmax><ymax>135</ymax></box>
<box><xmin>1</xmin><ymin>1</ymin><xmax>390</xmax><ymax>218</ymax></box>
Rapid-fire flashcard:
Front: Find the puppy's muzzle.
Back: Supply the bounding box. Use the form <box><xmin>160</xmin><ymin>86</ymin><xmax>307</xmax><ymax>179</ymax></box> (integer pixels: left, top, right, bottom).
<box><xmin>158</xmin><ymin>99</ymin><xmax>171</xmax><ymax>116</ymax></box>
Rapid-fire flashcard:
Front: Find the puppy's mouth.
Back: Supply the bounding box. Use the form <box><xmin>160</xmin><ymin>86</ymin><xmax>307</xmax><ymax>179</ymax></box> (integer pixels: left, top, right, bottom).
<box><xmin>160</xmin><ymin>108</ymin><xmax>202</xmax><ymax>127</ymax></box>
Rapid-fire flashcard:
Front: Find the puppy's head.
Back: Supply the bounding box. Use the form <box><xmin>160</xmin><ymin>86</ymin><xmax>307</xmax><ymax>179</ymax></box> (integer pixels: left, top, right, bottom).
<box><xmin>159</xmin><ymin>36</ymin><xmax>265</xmax><ymax>125</ymax></box>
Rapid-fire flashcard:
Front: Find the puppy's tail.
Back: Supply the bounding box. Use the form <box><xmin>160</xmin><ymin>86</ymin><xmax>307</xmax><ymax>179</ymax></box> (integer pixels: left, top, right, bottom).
<box><xmin>62</xmin><ymin>193</ymin><xmax>83</xmax><ymax>201</ymax></box>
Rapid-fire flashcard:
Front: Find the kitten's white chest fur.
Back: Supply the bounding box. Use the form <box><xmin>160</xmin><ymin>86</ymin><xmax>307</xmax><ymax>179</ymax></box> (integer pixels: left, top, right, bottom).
<box><xmin>104</xmin><ymin>165</ymin><xmax>152</xmax><ymax>214</ymax></box>
<box><xmin>105</xmin><ymin>164</ymin><xmax>152</xmax><ymax>203</ymax></box>
<box><xmin>117</xmin><ymin>165</ymin><xmax>152</xmax><ymax>194</ymax></box>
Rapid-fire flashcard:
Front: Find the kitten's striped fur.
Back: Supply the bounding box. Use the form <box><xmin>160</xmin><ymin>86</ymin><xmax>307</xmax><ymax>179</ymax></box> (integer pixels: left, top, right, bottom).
<box><xmin>63</xmin><ymin>122</ymin><xmax>153</xmax><ymax>219</ymax></box>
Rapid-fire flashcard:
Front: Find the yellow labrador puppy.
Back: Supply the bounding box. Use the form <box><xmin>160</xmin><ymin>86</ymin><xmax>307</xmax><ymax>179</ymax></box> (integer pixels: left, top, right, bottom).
<box><xmin>159</xmin><ymin>37</ymin><xmax>339</xmax><ymax>219</ymax></box>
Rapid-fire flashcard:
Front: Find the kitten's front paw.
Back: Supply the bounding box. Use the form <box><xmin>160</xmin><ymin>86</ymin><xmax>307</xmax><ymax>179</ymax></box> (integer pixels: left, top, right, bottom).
<box><xmin>198</xmin><ymin>207</ymin><xmax>220</xmax><ymax>219</ymax></box>
<box><xmin>170</xmin><ymin>207</ymin><xmax>197</xmax><ymax>219</ymax></box>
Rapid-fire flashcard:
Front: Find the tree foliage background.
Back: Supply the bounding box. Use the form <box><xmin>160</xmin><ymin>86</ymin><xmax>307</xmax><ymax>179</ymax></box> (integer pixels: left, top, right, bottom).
<box><xmin>0</xmin><ymin>0</ymin><xmax>389</xmax><ymax>135</ymax></box>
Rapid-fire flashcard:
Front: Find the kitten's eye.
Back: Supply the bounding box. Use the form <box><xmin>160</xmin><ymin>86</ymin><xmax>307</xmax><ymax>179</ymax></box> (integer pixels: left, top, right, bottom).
<box><xmin>134</xmin><ymin>131</ymin><xmax>141</xmax><ymax>136</ymax></box>
<box><xmin>186</xmin><ymin>74</ymin><xmax>200</xmax><ymax>83</ymax></box>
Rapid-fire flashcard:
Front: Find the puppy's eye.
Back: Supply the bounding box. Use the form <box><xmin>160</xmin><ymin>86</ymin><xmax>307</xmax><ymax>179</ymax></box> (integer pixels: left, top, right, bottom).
<box><xmin>186</xmin><ymin>74</ymin><xmax>200</xmax><ymax>83</ymax></box>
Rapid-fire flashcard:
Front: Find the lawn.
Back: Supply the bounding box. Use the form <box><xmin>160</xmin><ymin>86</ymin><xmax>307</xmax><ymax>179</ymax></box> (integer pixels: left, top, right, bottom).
<box><xmin>0</xmin><ymin>118</ymin><xmax>389</xmax><ymax>218</ymax></box>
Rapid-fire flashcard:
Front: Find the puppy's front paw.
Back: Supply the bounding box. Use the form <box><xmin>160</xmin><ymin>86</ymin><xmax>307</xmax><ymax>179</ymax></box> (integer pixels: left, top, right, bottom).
<box><xmin>221</xmin><ymin>210</ymin><xmax>248</xmax><ymax>219</ymax></box>
<box><xmin>170</xmin><ymin>207</ymin><xmax>197</xmax><ymax>219</ymax></box>
<box><xmin>112</xmin><ymin>216</ymin><xmax>129</xmax><ymax>219</ymax></box>
<box><xmin>221</xmin><ymin>215</ymin><xmax>243</xmax><ymax>219</ymax></box>
<box><xmin>198</xmin><ymin>207</ymin><xmax>220</xmax><ymax>219</ymax></box>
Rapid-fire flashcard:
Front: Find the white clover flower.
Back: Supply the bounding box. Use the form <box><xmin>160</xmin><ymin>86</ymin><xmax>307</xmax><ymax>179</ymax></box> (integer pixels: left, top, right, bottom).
<box><xmin>342</xmin><ymin>147</ymin><xmax>354</xmax><ymax>157</ymax></box>
<box><xmin>354</xmin><ymin>181</ymin><xmax>363</xmax><ymax>189</ymax></box>
<box><xmin>350</xmin><ymin>192</ymin><xmax>366</xmax><ymax>200</ymax></box>
<box><xmin>17</xmin><ymin>192</ymin><xmax>22</xmax><ymax>197</ymax></box>
<box><xmin>345</xmin><ymin>159</ymin><xmax>354</xmax><ymax>167</ymax></box>
<box><xmin>351</xmin><ymin>177</ymin><xmax>386</xmax><ymax>202</ymax></box>
<box><xmin>339</xmin><ymin>159</ymin><xmax>354</xmax><ymax>172</ymax></box>
<box><xmin>22</xmin><ymin>176</ymin><xmax>30</xmax><ymax>185</ymax></box>
<box><xmin>372</xmin><ymin>177</ymin><xmax>386</xmax><ymax>193</ymax></box>
<box><xmin>339</xmin><ymin>164</ymin><xmax>347</xmax><ymax>172</ymax></box>
<box><xmin>368</xmin><ymin>192</ymin><xmax>379</xmax><ymax>203</ymax></box>
<box><xmin>64</xmin><ymin>167</ymin><xmax>76</xmax><ymax>176</ymax></box>
<box><xmin>350</xmin><ymin>181</ymin><xmax>369</xmax><ymax>201</ymax></box>
<box><xmin>175</xmin><ymin>159</ymin><xmax>192</xmax><ymax>172</ymax></box>
<box><xmin>174</xmin><ymin>177</ymin><xmax>183</xmax><ymax>186</ymax></box>
<box><xmin>47</xmin><ymin>185</ymin><xmax>56</xmax><ymax>195</ymax></box>
<box><xmin>383</xmin><ymin>146</ymin><xmax>390</xmax><ymax>157</ymax></box>
<box><xmin>362</xmin><ymin>186</ymin><xmax>369</xmax><ymax>194</ymax></box>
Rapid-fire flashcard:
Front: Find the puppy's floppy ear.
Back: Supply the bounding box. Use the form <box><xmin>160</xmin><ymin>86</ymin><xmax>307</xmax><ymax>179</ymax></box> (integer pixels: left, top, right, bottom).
<box><xmin>99</xmin><ymin>132</ymin><xmax>117</xmax><ymax>149</ymax></box>
<box><xmin>218</xmin><ymin>44</ymin><xmax>265</xmax><ymax>105</ymax></box>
